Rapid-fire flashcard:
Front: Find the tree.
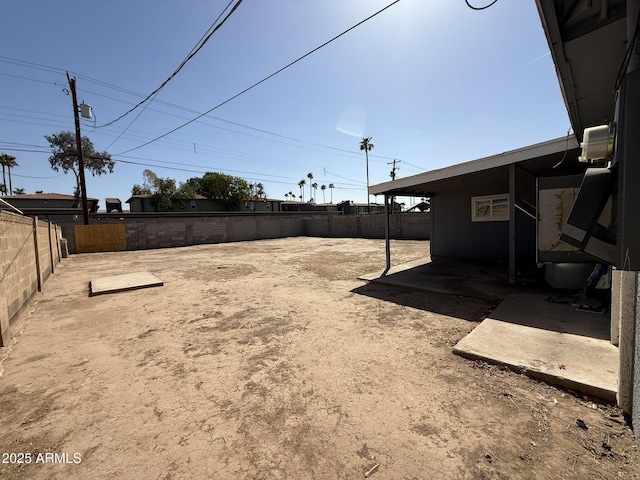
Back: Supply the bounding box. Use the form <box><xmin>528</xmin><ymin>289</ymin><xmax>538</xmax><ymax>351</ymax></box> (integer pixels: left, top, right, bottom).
<box><xmin>307</xmin><ymin>172</ymin><xmax>314</xmax><ymax>200</ymax></box>
<box><xmin>0</xmin><ymin>153</ymin><xmax>18</xmax><ymax>195</ymax></box>
<box><xmin>298</xmin><ymin>180</ymin><xmax>306</xmax><ymax>202</ymax></box>
<box><xmin>288</xmin><ymin>191</ymin><xmax>295</xmax><ymax>202</ymax></box>
<box><xmin>131</xmin><ymin>184</ymin><xmax>152</xmax><ymax>196</ymax></box>
<box><xmin>359</xmin><ymin>137</ymin><xmax>374</xmax><ymax>213</ymax></box>
<box><xmin>150</xmin><ymin>177</ymin><xmax>189</xmax><ymax>212</ymax></box>
<box><xmin>312</xmin><ymin>182</ymin><xmax>318</xmax><ymax>202</ymax></box>
<box><xmin>131</xmin><ymin>169</ymin><xmax>189</xmax><ymax>212</ymax></box>
<box><xmin>321</xmin><ymin>184</ymin><xmax>326</xmax><ymax>204</ymax></box>
<box><xmin>199</xmin><ymin>171</ymin><xmax>251</xmax><ymax>211</ymax></box>
<box><xmin>13</xmin><ymin>187</ymin><xmax>25</xmax><ymax>195</ymax></box>
<box><xmin>45</xmin><ymin>131</ymin><xmax>114</xmax><ymax>198</ymax></box>
<box><xmin>329</xmin><ymin>183</ymin><xmax>335</xmax><ymax>203</ymax></box>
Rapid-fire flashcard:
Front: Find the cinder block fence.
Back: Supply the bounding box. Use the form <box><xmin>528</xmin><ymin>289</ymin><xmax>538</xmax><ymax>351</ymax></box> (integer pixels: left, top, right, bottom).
<box><xmin>0</xmin><ymin>212</ymin><xmax>62</xmax><ymax>346</ymax></box>
<box><xmin>61</xmin><ymin>212</ymin><xmax>431</xmax><ymax>254</ymax></box>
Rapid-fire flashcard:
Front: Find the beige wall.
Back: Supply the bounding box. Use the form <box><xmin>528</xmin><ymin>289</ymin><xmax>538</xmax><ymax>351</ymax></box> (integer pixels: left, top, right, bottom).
<box><xmin>0</xmin><ymin>212</ymin><xmax>62</xmax><ymax>346</ymax></box>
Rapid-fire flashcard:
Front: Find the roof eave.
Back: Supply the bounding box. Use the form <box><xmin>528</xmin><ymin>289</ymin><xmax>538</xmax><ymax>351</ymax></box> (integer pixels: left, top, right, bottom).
<box><xmin>369</xmin><ymin>135</ymin><xmax>578</xmax><ymax>196</ymax></box>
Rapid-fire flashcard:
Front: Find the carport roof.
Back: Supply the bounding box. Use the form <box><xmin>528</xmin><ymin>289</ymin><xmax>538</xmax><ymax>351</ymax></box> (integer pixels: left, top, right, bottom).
<box><xmin>369</xmin><ymin>135</ymin><xmax>581</xmax><ymax>197</ymax></box>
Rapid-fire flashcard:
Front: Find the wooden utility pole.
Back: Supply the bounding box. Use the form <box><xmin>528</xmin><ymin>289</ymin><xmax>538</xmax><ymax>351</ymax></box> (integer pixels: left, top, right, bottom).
<box><xmin>67</xmin><ymin>72</ymin><xmax>90</xmax><ymax>225</ymax></box>
<box><xmin>388</xmin><ymin>159</ymin><xmax>400</xmax><ymax>213</ymax></box>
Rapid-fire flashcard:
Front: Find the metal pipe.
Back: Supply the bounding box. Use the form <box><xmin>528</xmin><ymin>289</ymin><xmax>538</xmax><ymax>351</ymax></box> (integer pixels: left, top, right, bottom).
<box><xmin>385</xmin><ymin>194</ymin><xmax>390</xmax><ymax>273</ymax></box>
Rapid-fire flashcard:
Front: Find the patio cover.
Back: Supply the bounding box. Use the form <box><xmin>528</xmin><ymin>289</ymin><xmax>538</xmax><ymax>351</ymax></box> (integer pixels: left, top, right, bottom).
<box><xmin>370</xmin><ymin>136</ymin><xmax>584</xmax><ymax>282</ymax></box>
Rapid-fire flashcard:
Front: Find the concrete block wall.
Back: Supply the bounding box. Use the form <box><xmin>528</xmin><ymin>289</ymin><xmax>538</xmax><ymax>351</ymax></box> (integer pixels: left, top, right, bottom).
<box><xmin>36</xmin><ymin>219</ymin><xmax>52</xmax><ymax>280</ymax></box>
<box><xmin>61</xmin><ymin>212</ymin><xmax>429</xmax><ymax>254</ymax></box>
<box><xmin>305</xmin><ymin>217</ymin><xmax>330</xmax><ymax>237</ymax></box>
<box><xmin>328</xmin><ymin>216</ymin><xmax>359</xmax><ymax>237</ymax></box>
<box><xmin>304</xmin><ymin>213</ymin><xmax>431</xmax><ymax>240</ymax></box>
<box><xmin>0</xmin><ymin>212</ymin><xmax>62</xmax><ymax>347</ymax></box>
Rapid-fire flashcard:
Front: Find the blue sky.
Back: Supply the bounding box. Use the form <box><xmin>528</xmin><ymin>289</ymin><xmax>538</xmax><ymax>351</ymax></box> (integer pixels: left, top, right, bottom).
<box><xmin>0</xmin><ymin>0</ymin><xmax>571</xmax><ymax>209</ymax></box>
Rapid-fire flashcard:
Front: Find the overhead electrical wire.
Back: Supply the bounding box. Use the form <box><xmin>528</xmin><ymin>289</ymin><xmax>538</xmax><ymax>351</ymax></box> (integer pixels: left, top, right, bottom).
<box><xmin>97</xmin><ymin>0</ymin><xmax>243</xmax><ymax>129</ymax></box>
<box><xmin>115</xmin><ymin>0</ymin><xmax>402</xmax><ymax>156</ymax></box>
<box><xmin>465</xmin><ymin>0</ymin><xmax>499</xmax><ymax>11</ymax></box>
<box><xmin>1</xmin><ymin>62</ymin><xmax>416</xmax><ymax>168</ymax></box>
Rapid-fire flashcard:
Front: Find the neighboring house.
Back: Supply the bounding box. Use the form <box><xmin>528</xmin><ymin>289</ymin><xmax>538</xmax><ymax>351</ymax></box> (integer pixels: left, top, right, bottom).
<box><xmin>405</xmin><ymin>201</ymin><xmax>430</xmax><ymax>213</ymax></box>
<box><xmin>126</xmin><ymin>194</ymin><xmax>222</xmax><ymax>212</ymax></box>
<box><xmin>280</xmin><ymin>201</ymin><xmax>339</xmax><ymax>212</ymax></box>
<box><xmin>371</xmin><ymin>0</ymin><xmax>640</xmax><ymax>445</ymax></box>
<box><xmin>244</xmin><ymin>197</ymin><xmax>282</xmax><ymax>212</ymax></box>
<box><xmin>0</xmin><ymin>193</ymin><xmax>99</xmax><ymax>214</ymax></box>
<box><xmin>337</xmin><ymin>201</ymin><xmax>392</xmax><ymax>214</ymax></box>
<box><xmin>105</xmin><ymin>198</ymin><xmax>123</xmax><ymax>213</ymax></box>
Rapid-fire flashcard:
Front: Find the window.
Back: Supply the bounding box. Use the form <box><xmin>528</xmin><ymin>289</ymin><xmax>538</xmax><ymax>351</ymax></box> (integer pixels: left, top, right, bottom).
<box><xmin>471</xmin><ymin>194</ymin><xmax>509</xmax><ymax>222</ymax></box>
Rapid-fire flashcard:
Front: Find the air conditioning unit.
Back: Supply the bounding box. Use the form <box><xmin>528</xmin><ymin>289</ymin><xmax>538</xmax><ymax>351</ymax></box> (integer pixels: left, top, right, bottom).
<box><xmin>578</xmin><ymin>123</ymin><xmax>615</xmax><ymax>162</ymax></box>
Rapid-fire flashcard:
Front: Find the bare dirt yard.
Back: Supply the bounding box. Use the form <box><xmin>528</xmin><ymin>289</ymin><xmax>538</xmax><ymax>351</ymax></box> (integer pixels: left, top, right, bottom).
<box><xmin>0</xmin><ymin>237</ymin><xmax>638</xmax><ymax>479</ymax></box>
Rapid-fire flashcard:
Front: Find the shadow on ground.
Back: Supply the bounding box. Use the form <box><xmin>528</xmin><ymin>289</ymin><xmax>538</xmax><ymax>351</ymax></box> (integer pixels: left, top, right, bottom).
<box><xmin>351</xmin><ymin>282</ymin><xmax>497</xmax><ymax>323</ymax></box>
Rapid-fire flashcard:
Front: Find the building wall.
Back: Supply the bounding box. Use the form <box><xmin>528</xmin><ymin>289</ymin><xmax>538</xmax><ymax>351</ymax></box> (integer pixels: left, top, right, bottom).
<box><xmin>128</xmin><ymin>197</ymin><xmax>223</xmax><ymax>213</ymax></box>
<box><xmin>431</xmin><ymin>182</ymin><xmax>509</xmax><ymax>261</ymax></box>
<box><xmin>7</xmin><ymin>198</ymin><xmax>75</xmax><ymax>209</ymax></box>
<box><xmin>0</xmin><ymin>212</ymin><xmax>62</xmax><ymax>346</ymax></box>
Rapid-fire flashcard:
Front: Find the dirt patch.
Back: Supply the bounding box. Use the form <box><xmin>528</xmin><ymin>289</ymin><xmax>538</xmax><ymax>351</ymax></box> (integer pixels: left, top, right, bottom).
<box><xmin>0</xmin><ymin>238</ymin><xmax>637</xmax><ymax>479</ymax></box>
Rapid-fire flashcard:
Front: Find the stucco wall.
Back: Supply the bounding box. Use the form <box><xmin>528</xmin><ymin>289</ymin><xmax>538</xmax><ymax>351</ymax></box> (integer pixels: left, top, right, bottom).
<box><xmin>0</xmin><ymin>212</ymin><xmax>62</xmax><ymax>346</ymax></box>
<box><xmin>431</xmin><ymin>188</ymin><xmax>509</xmax><ymax>261</ymax></box>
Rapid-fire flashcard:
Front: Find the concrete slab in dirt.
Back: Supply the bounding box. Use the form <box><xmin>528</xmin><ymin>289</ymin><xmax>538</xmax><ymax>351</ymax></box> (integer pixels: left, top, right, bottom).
<box><xmin>453</xmin><ymin>295</ymin><xmax>619</xmax><ymax>401</ymax></box>
<box><xmin>90</xmin><ymin>272</ymin><xmax>163</xmax><ymax>297</ymax></box>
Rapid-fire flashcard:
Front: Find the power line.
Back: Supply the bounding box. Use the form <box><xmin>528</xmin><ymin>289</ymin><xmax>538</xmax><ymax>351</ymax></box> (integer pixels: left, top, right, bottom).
<box><xmin>97</xmin><ymin>0</ymin><xmax>243</xmax><ymax>129</ymax></box>
<box><xmin>465</xmin><ymin>0</ymin><xmax>499</xmax><ymax>10</ymax></box>
<box><xmin>1</xmin><ymin>62</ymin><xmax>409</xmax><ymax>165</ymax></box>
<box><xmin>115</xmin><ymin>0</ymin><xmax>402</xmax><ymax>156</ymax></box>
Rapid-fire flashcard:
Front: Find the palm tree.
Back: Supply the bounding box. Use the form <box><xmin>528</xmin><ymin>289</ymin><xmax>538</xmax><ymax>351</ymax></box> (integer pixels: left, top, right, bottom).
<box><xmin>288</xmin><ymin>191</ymin><xmax>295</xmax><ymax>202</ymax></box>
<box><xmin>13</xmin><ymin>187</ymin><xmax>25</xmax><ymax>195</ymax></box>
<box><xmin>0</xmin><ymin>153</ymin><xmax>17</xmax><ymax>195</ymax></box>
<box><xmin>284</xmin><ymin>193</ymin><xmax>289</xmax><ymax>201</ymax></box>
<box><xmin>311</xmin><ymin>182</ymin><xmax>318</xmax><ymax>202</ymax></box>
<box><xmin>298</xmin><ymin>180</ymin><xmax>306</xmax><ymax>202</ymax></box>
<box><xmin>306</xmin><ymin>172</ymin><xmax>314</xmax><ymax>200</ymax></box>
<box><xmin>321</xmin><ymin>184</ymin><xmax>326</xmax><ymax>204</ymax></box>
<box><xmin>329</xmin><ymin>183</ymin><xmax>334</xmax><ymax>203</ymax></box>
<box><xmin>359</xmin><ymin>137</ymin><xmax>374</xmax><ymax>213</ymax></box>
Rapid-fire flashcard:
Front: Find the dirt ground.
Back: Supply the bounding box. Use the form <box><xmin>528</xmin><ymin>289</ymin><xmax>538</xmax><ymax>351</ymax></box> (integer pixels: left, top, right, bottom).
<box><xmin>0</xmin><ymin>237</ymin><xmax>638</xmax><ymax>479</ymax></box>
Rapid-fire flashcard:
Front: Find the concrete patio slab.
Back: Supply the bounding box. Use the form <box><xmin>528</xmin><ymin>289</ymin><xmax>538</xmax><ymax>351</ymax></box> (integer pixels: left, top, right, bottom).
<box><xmin>453</xmin><ymin>295</ymin><xmax>618</xmax><ymax>402</ymax></box>
<box><xmin>90</xmin><ymin>271</ymin><xmax>163</xmax><ymax>297</ymax></box>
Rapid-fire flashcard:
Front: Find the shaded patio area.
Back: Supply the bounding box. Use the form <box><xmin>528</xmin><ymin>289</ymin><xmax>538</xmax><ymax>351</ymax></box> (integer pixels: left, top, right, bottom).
<box><xmin>359</xmin><ymin>257</ymin><xmax>618</xmax><ymax>402</ymax></box>
<box><xmin>358</xmin><ymin>256</ymin><xmax>543</xmax><ymax>301</ymax></box>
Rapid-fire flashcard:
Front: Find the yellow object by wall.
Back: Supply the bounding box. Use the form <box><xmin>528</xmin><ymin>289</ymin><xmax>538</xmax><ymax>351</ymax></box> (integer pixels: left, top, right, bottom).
<box><xmin>75</xmin><ymin>224</ymin><xmax>126</xmax><ymax>253</ymax></box>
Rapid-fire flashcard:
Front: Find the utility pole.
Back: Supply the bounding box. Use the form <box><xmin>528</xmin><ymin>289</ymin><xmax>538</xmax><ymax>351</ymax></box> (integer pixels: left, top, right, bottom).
<box><xmin>388</xmin><ymin>159</ymin><xmax>400</xmax><ymax>213</ymax></box>
<box><xmin>67</xmin><ymin>71</ymin><xmax>90</xmax><ymax>225</ymax></box>
<box><xmin>388</xmin><ymin>159</ymin><xmax>400</xmax><ymax>180</ymax></box>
